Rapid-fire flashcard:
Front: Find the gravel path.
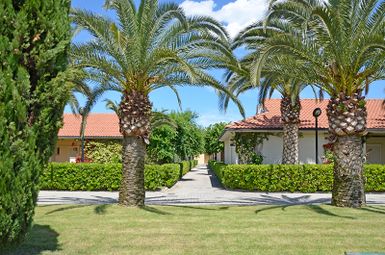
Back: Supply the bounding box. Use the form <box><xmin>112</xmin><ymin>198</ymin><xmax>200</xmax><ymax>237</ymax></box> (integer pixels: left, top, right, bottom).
<box><xmin>38</xmin><ymin>165</ymin><xmax>385</xmax><ymax>206</ymax></box>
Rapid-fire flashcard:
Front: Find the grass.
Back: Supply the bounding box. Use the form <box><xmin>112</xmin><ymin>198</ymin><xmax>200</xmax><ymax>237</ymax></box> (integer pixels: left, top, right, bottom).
<box><xmin>3</xmin><ymin>204</ymin><xmax>385</xmax><ymax>255</ymax></box>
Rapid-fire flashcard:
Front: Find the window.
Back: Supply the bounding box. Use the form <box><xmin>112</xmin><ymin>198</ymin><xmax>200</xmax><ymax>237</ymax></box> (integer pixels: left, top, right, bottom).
<box><xmin>57</xmin><ymin>147</ymin><xmax>60</xmax><ymax>155</ymax></box>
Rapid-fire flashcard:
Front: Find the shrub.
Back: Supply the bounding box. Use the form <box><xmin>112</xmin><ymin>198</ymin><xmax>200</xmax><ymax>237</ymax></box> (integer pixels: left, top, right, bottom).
<box><xmin>208</xmin><ymin>161</ymin><xmax>385</xmax><ymax>192</ymax></box>
<box><xmin>191</xmin><ymin>160</ymin><xmax>198</xmax><ymax>168</ymax></box>
<box><xmin>180</xmin><ymin>161</ymin><xmax>191</xmax><ymax>176</ymax></box>
<box><xmin>364</xmin><ymin>164</ymin><xmax>385</xmax><ymax>192</ymax></box>
<box><xmin>40</xmin><ymin>163</ymin><xmax>181</xmax><ymax>191</ymax></box>
<box><xmin>85</xmin><ymin>140</ymin><xmax>122</xmax><ymax>163</ymax></box>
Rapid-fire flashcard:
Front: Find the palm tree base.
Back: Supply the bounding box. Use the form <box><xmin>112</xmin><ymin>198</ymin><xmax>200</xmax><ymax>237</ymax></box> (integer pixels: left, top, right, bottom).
<box><xmin>331</xmin><ymin>135</ymin><xmax>366</xmax><ymax>208</ymax></box>
<box><xmin>119</xmin><ymin>136</ymin><xmax>146</xmax><ymax>207</ymax></box>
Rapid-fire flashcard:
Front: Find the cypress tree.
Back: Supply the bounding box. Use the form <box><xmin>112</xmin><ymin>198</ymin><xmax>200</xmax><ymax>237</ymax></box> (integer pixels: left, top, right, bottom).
<box><xmin>0</xmin><ymin>0</ymin><xmax>71</xmax><ymax>247</ymax></box>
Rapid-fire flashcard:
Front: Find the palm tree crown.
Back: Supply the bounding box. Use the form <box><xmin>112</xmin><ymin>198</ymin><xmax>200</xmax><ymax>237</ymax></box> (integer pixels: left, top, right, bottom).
<box><xmin>71</xmin><ymin>0</ymin><xmax>244</xmax><ymax>115</ymax></box>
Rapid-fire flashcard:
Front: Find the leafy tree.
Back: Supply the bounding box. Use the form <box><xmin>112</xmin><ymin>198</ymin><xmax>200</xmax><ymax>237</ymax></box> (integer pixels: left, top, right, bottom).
<box><xmin>204</xmin><ymin>122</ymin><xmax>227</xmax><ymax>158</ymax></box>
<box><xmin>0</xmin><ymin>0</ymin><xmax>71</xmax><ymax>247</ymax></box>
<box><xmin>71</xmin><ymin>0</ymin><xmax>243</xmax><ymax>206</ymax></box>
<box><xmin>254</xmin><ymin>0</ymin><xmax>385</xmax><ymax>207</ymax></box>
<box><xmin>170</xmin><ymin>111</ymin><xmax>204</xmax><ymax>160</ymax></box>
<box><xmin>147</xmin><ymin>125</ymin><xmax>177</xmax><ymax>164</ymax></box>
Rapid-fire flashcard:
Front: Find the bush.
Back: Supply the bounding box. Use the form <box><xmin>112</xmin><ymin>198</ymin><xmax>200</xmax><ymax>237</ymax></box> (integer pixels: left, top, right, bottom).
<box><xmin>85</xmin><ymin>141</ymin><xmax>122</xmax><ymax>164</ymax></box>
<box><xmin>364</xmin><ymin>164</ymin><xmax>385</xmax><ymax>191</ymax></box>
<box><xmin>208</xmin><ymin>161</ymin><xmax>385</xmax><ymax>192</ymax></box>
<box><xmin>180</xmin><ymin>161</ymin><xmax>191</xmax><ymax>176</ymax></box>
<box><xmin>40</xmin><ymin>163</ymin><xmax>181</xmax><ymax>191</ymax></box>
<box><xmin>191</xmin><ymin>160</ymin><xmax>198</xmax><ymax>168</ymax></box>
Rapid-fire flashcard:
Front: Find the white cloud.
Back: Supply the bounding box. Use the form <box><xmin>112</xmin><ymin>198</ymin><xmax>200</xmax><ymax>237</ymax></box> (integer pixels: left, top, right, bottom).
<box><xmin>180</xmin><ymin>0</ymin><xmax>269</xmax><ymax>37</ymax></box>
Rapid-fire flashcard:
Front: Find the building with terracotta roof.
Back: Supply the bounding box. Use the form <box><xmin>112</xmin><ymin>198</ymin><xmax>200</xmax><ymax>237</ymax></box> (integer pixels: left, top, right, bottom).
<box><xmin>219</xmin><ymin>99</ymin><xmax>385</xmax><ymax>164</ymax></box>
<box><xmin>51</xmin><ymin>113</ymin><xmax>121</xmax><ymax>162</ymax></box>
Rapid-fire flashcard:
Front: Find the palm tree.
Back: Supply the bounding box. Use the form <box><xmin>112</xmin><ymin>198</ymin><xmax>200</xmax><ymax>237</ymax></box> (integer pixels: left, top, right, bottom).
<box><xmin>68</xmin><ymin>75</ymin><xmax>105</xmax><ymax>162</ymax></box>
<box><xmin>253</xmin><ymin>0</ymin><xmax>385</xmax><ymax>207</ymax></box>
<box><xmin>222</xmin><ymin>60</ymin><xmax>308</xmax><ymax>164</ymax></box>
<box><xmin>221</xmin><ymin>21</ymin><xmax>313</xmax><ymax>164</ymax></box>
<box><xmin>71</xmin><ymin>0</ymin><xmax>244</xmax><ymax>206</ymax></box>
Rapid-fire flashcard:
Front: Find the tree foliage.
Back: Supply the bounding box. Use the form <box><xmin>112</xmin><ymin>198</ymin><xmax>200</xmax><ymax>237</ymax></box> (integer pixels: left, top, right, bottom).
<box><xmin>170</xmin><ymin>111</ymin><xmax>204</xmax><ymax>160</ymax></box>
<box><xmin>204</xmin><ymin>122</ymin><xmax>227</xmax><ymax>156</ymax></box>
<box><xmin>147</xmin><ymin>125</ymin><xmax>177</xmax><ymax>164</ymax></box>
<box><xmin>0</xmin><ymin>0</ymin><xmax>71</xmax><ymax>247</ymax></box>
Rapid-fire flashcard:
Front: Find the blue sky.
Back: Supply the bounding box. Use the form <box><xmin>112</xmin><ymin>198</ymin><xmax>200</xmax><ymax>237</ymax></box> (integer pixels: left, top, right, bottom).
<box><xmin>68</xmin><ymin>0</ymin><xmax>385</xmax><ymax>126</ymax></box>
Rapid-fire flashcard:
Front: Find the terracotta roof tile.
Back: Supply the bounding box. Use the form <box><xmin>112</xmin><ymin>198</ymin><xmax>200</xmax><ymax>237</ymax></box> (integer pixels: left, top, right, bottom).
<box><xmin>58</xmin><ymin>113</ymin><xmax>121</xmax><ymax>138</ymax></box>
<box><xmin>226</xmin><ymin>99</ymin><xmax>385</xmax><ymax>130</ymax></box>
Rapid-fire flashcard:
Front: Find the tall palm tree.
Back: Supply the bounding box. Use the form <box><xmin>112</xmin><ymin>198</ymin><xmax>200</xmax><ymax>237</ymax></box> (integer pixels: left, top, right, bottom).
<box><xmin>71</xmin><ymin>0</ymin><xmax>244</xmax><ymax>206</ymax></box>
<box><xmin>221</xmin><ymin>21</ymin><xmax>313</xmax><ymax>164</ymax></box>
<box><xmin>253</xmin><ymin>0</ymin><xmax>385</xmax><ymax>207</ymax></box>
<box><xmin>222</xmin><ymin>59</ymin><xmax>308</xmax><ymax>164</ymax></box>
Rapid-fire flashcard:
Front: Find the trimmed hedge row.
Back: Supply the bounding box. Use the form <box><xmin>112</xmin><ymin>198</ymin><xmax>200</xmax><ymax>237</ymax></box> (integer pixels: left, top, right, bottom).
<box><xmin>41</xmin><ymin>160</ymin><xmax>197</xmax><ymax>191</ymax></box>
<box><xmin>208</xmin><ymin>161</ymin><xmax>385</xmax><ymax>192</ymax></box>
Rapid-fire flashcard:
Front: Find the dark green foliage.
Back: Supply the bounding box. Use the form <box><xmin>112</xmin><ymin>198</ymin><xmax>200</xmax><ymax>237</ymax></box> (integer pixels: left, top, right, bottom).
<box><xmin>147</xmin><ymin>125</ymin><xmax>177</xmax><ymax>164</ymax></box>
<box><xmin>208</xmin><ymin>161</ymin><xmax>385</xmax><ymax>192</ymax></box>
<box><xmin>0</xmin><ymin>0</ymin><xmax>71</xmax><ymax>247</ymax></box>
<box><xmin>170</xmin><ymin>111</ymin><xmax>204</xmax><ymax>160</ymax></box>
<box><xmin>204</xmin><ymin>123</ymin><xmax>226</xmax><ymax>156</ymax></box>
<box><xmin>40</xmin><ymin>161</ymin><xmax>194</xmax><ymax>191</ymax></box>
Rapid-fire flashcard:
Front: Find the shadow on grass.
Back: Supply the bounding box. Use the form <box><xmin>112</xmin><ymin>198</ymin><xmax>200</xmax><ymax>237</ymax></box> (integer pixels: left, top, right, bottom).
<box><xmin>255</xmin><ymin>204</ymin><xmax>355</xmax><ymax>219</ymax></box>
<box><xmin>45</xmin><ymin>204</ymin><xmax>91</xmax><ymax>215</ymax></box>
<box><xmin>252</xmin><ymin>194</ymin><xmax>358</xmax><ymax>219</ymax></box>
<box><xmin>94</xmin><ymin>204</ymin><xmax>110</xmax><ymax>215</ymax></box>
<box><xmin>359</xmin><ymin>206</ymin><xmax>385</xmax><ymax>215</ymax></box>
<box><xmin>168</xmin><ymin>205</ymin><xmax>229</xmax><ymax>211</ymax></box>
<box><xmin>140</xmin><ymin>206</ymin><xmax>171</xmax><ymax>215</ymax></box>
<box><xmin>2</xmin><ymin>225</ymin><xmax>59</xmax><ymax>255</ymax></box>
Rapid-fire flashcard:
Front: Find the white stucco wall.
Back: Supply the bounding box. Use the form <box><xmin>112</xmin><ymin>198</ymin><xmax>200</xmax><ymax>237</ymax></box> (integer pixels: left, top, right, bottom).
<box><xmin>223</xmin><ymin>136</ymin><xmax>238</xmax><ymax>164</ymax></box>
<box><xmin>366</xmin><ymin>136</ymin><xmax>385</xmax><ymax>164</ymax></box>
<box><xmin>222</xmin><ymin>131</ymin><xmax>328</xmax><ymax>164</ymax></box>
<box><xmin>298</xmin><ymin>132</ymin><xmax>328</xmax><ymax>164</ymax></box>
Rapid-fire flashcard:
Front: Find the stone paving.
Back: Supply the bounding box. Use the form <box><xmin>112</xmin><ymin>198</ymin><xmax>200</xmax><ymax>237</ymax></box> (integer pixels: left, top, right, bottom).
<box><xmin>38</xmin><ymin>165</ymin><xmax>385</xmax><ymax>206</ymax></box>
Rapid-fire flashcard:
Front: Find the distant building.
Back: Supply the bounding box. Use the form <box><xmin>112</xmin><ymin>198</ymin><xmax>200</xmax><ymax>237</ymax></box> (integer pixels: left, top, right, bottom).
<box><xmin>219</xmin><ymin>99</ymin><xmax>385</xmax><ymax>164</ymax></box>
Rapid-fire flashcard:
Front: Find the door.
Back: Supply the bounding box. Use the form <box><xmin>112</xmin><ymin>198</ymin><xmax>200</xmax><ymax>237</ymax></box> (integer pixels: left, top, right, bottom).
<box><xmin>366</xmin><ymin>144</ymin><xmax>382</xmax><ymax>164</ymax></box>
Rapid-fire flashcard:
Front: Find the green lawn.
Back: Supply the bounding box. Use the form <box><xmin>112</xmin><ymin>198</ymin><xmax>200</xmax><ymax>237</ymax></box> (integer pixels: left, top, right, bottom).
<box><xmin>3</xmin><ymin>204</ymin><xmax>385</xmax><ymax>255</ymax></box>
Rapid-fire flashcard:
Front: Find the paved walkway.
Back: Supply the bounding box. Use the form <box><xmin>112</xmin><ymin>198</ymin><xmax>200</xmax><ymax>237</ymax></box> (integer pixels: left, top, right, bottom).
<box><xmin>38</xmin><ymin>165</ymin><xmax>385</xmax><ymax>206</ymax></box>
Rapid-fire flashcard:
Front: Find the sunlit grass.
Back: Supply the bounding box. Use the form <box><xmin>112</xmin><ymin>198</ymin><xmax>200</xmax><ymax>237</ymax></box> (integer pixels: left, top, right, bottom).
<box><xmin>4</xmin><ymin>204</ymin><xmax>385</xmax><ymax>255</ymax></box>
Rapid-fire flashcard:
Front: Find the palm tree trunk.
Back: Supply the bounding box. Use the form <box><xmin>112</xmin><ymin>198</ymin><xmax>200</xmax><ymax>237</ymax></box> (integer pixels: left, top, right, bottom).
<box><xmin>327</xmin><ymin>93</ymin><xmax>367</xmax><ymax>208</ymax></box>
<box><xmin>280</xmin><ymin>95</ymin><xmax>300</xmax><ymax>164</ymax></box>
<box><xmin>118</xmin><ymin>90</ymin><xmax>152</xmax><ymax>206</ymax></box>
<box><xmin>282</xmin><ymin>122</ymin><xmax>299</xmax><ymax>164</ymax></box>
<box><xmin>119</xmin><ymin>135</ymin><xmax>146</xmax><ymax>206</ymax></box>
<box><xmin>331</xmin><ymin>135</ymin><xmax>365</xmax><ymax>207</ymax></box>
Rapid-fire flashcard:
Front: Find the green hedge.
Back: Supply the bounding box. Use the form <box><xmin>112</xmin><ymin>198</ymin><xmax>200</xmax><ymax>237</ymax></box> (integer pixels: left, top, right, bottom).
<box><xmin>180</xmin><ymin>161</ymin><xmax>190</xmax><ymax>176</ymax></box>
<box><xmin>40</xmin><ymin>161</ymin><xmax>193</xmax><ymax>191</ymax></box>
<box><xmin>208</xmin><ymin>161</ymin><xmax>385</xmax><ymax>192</ymax></box>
